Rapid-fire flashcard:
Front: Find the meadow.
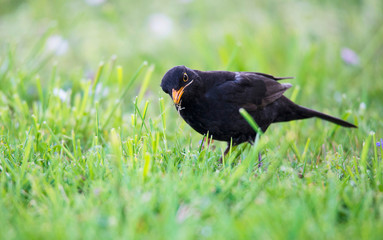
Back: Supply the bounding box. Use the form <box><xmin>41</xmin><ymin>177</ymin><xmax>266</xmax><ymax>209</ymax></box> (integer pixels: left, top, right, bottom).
<box><xmin>0</xmin><ymin>0</ymin><xmax>383</xmax><ymax>239</ymax></box>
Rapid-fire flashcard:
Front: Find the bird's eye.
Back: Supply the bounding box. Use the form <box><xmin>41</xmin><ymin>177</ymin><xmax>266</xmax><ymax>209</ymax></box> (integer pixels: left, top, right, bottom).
<box><xmin>183</xmin><ymin>73</ymin><xmax>188</xmax><ymax>82</ymax></box>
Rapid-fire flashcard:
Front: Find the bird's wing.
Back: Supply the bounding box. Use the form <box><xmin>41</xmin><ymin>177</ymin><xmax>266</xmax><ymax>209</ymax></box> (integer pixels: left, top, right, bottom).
<box><xmin>247</xmin><ymin>72</ymin><xmax>294</xmax><ymax>81</ymax></box>
<box><xmin>206</xmin><ymin>72</ymin><xmax>292</xmax><ymax>111</ymax></box>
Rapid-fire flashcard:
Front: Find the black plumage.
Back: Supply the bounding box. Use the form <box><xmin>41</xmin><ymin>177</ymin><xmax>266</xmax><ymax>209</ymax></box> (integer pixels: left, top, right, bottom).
<box><xmin>161</xmin><ymin>65</ymin><xmax>356</xmax><ymax>156</ymax></box>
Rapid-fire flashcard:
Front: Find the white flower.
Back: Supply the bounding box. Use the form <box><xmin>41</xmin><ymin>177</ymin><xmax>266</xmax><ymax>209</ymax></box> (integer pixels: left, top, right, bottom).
<box><xmin>95</xmin><ymin>83</ymin><xmax>110</xmax><ymax>98</ymax></box>
<box><xmin>46</xmin><ymin>35</ymin><xmax>69</xmax><ymax>56</ymax></box>
<box><xmin>85</xmin><ymin>0</ymin><xmax>105</xmax><ymax>6</ymax></box>
<box><xmin>53</xmin><ymin>88</ymin><xmax>69</xmax><ymax>102</ymax></box>
<box><xmin>359</xmin><ymin>102</ymin><xmax>366</xmax><ymax>111</ymax></box>
<box><xmin>148</xmin><ymin>13</ymin><xmax>173</xmax><ymax>38</ymax></box>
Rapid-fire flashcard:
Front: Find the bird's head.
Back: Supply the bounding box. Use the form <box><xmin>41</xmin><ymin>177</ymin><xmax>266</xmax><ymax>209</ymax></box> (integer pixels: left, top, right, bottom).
<box><xmin>161</xmin><ymin>65</ymin><xmax>200</xmax><ymax>105</ymax></box>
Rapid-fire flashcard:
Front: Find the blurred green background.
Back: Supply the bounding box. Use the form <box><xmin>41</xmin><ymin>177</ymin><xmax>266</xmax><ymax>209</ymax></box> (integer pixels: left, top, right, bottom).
<box><xmin>1</xmin><ymin>0</ymin><xmax>383</xmax><ymax>239</ymax></box>
<box><xmin>1</xmin><ymin>0</ymin><xmax>382</xmax><ymax>130</ymax></box>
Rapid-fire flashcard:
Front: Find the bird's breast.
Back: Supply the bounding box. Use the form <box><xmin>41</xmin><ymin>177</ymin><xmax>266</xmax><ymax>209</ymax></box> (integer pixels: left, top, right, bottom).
<box><xmin>177</xmin><ymin>97</ymin><xmax>247</xmax><ymax>142</ymax></box>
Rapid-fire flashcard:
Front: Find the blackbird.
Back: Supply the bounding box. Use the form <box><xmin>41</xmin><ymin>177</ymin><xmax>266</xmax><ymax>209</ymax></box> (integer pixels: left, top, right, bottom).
<box><xmin>161</xmin><ymin>65</ymin><xmax>356</xmax><ymax>156</ymax></box>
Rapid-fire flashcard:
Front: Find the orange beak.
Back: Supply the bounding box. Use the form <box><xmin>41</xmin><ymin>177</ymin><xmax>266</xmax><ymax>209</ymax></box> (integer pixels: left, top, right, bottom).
<box><xmin>171</xmin><ymin>80</ymin><xmax>194</xmax><ymax>105</ymax></box>
<box><xmin>172</xmin><ymin>87</ymin><xmax>185</xmax><ymax>105</ymax></box>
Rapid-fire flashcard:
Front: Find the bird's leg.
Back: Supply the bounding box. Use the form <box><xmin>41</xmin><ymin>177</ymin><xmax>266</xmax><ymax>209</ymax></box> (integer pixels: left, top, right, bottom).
<box><xmin>248</xmin><ymin>136</ymin><xmax>263</xmax><ymax>168</ymax></box>
<box><xmin>219</xmin><ymin>144</ymin><xmax>231</xmax><ymax>163</ymax></box>
<box><xmin>219</xmin><ymin>142</ymin><xmax>236</xmax><ymax>164</ymax></box>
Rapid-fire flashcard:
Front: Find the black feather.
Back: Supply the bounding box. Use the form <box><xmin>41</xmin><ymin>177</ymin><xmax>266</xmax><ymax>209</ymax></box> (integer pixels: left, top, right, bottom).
<box><xmin>161</xmin><ymin>66</ymin><xmax>357</xmax><ymax>156</ymax></box>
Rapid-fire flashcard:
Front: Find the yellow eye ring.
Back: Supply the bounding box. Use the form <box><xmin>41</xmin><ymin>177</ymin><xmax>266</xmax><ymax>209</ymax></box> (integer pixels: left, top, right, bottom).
<box><xmin>183</xmin><ymin>73</ymin><xmax>188</xmax><ymax>82</ymax></box>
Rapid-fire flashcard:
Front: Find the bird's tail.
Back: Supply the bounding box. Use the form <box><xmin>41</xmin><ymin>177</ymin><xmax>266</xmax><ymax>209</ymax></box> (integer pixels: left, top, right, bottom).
<box><xmin>275</xmin><ymin>96</ymin><xmax>357</xmax><ymax>128</ymax></box>
<box><xmin>295</xmin><ymin>105</ymin><xmax>357</xmax><ymax>128</ymax></box>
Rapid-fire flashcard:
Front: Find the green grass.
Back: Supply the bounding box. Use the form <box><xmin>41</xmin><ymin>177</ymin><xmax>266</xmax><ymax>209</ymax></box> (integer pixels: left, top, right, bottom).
<box><xmin>1</xmin><ymin>0</ymin><xmax>383</xmax><ymax>239</ymax></box>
